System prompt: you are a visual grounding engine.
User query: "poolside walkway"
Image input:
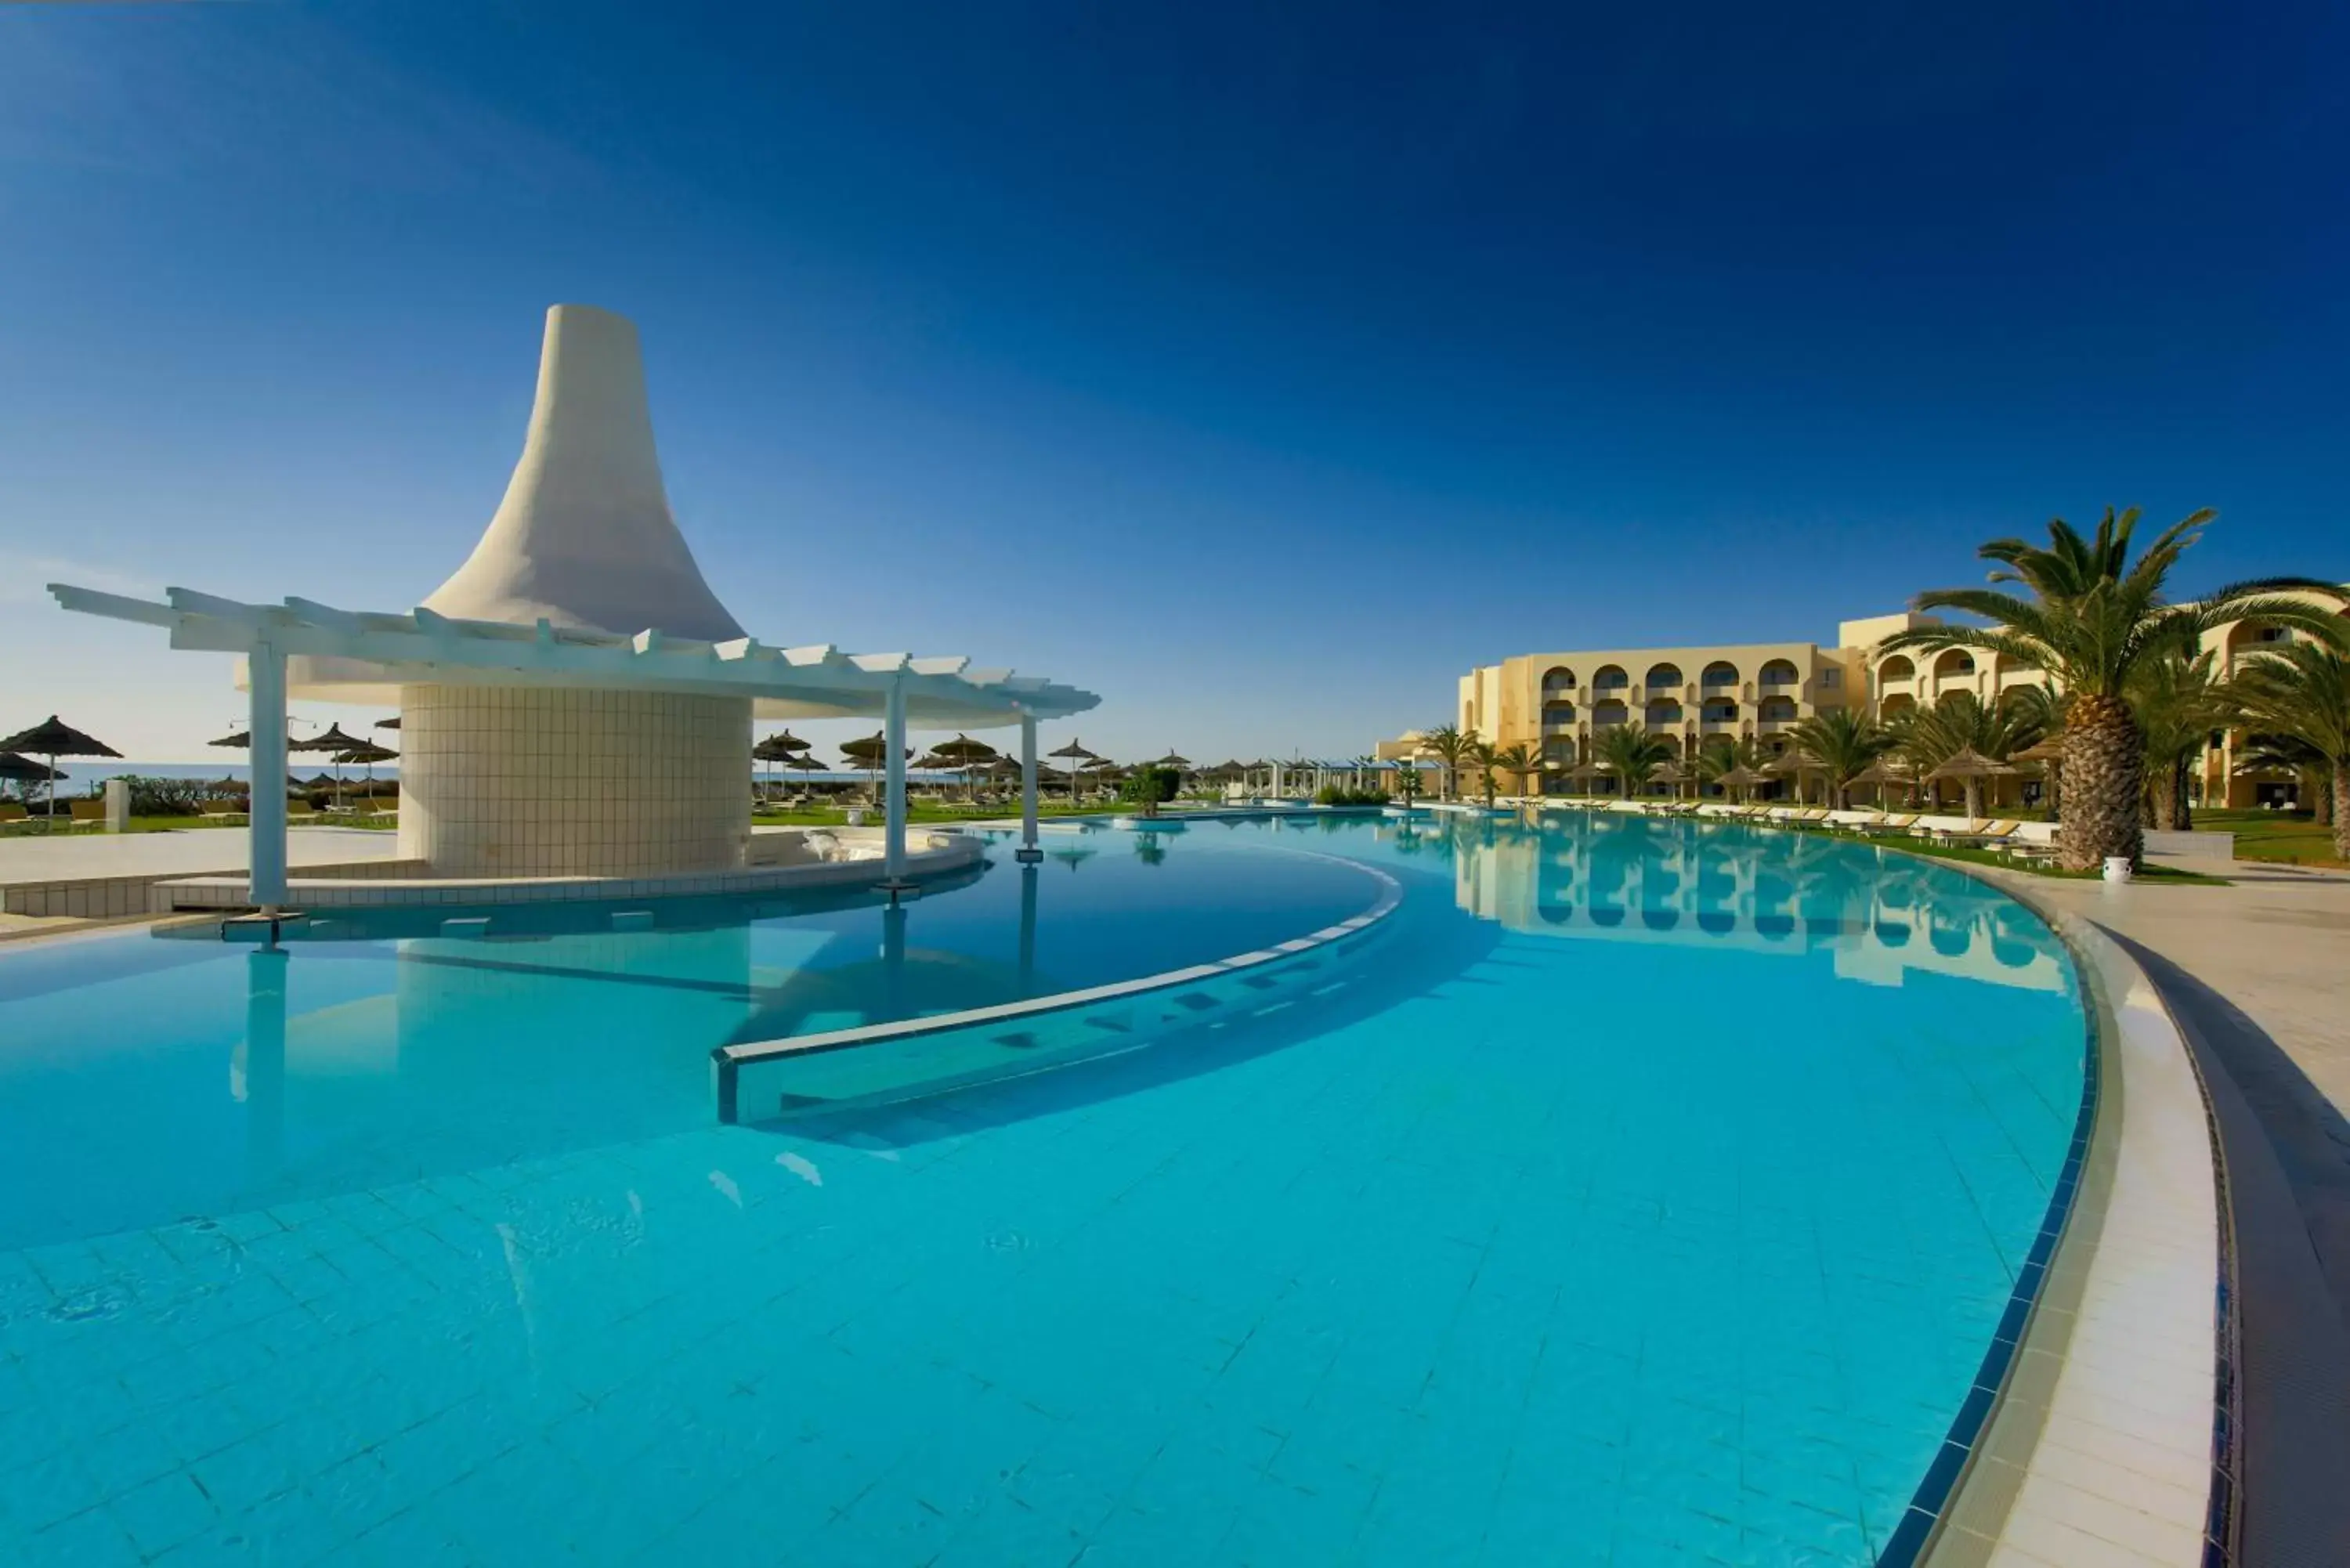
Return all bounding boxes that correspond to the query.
[1991,860,2350,1118]
[0,826,401,939]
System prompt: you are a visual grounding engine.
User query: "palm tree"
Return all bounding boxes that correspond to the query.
[1595,724,1676,797]
[1790,709,1894,809]
[2126,649,2230,831]
[1419,724,1474,802]
[1466,738,1499,807]
[2228,641,2350,859]
[1491,742,1543,801]
[1893,692,2045,815]
[1882,508,2347,869]
[1695,734,1766,798]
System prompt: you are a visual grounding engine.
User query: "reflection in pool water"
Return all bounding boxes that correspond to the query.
[0,812,2085,1567]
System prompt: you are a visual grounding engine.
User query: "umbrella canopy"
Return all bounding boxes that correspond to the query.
[288,723,367,754]
[0,716,121,823]
[0,716,121,760]
[1716,764,1771,789]
[1153,752,1192,770]
[374,716,402,730]
[2012,735,2066,764]
[1762,751,1806,775]
[779,754,827,773]
[1848,757,1915,786]
[925,734,1000,766]
[1926,746,2020,781]
[1048,738,1101,762]
[333,742,399,765]
[751,730,811,761]
[208,728,251,749]
[0,752,64,784]
[1650,760,1687,783]
[839,732,915,763]
[303,772,338,789]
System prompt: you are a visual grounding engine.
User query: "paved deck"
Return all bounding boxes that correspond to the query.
[0,826,400,883]
[1994,861,2350,1118]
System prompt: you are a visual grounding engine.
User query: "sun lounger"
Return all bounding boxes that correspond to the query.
[68,798,107,829]
[1873,814,1918,834]
[0,801,26,825]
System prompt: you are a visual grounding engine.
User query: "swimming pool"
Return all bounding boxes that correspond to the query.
[0,811,2087,1566]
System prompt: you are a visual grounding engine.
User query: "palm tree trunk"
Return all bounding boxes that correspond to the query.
[1963,779,1982,821]
[2175,763,2193,832]
[2333,764,2350,862]
[2149,763,2180,831]
[2059,695,2145,871]
[2309,767,2332,827]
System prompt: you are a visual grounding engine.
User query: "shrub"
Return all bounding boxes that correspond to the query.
[1118,765,1181,815]
[1313,785,1390,806]
[118,775,207,817]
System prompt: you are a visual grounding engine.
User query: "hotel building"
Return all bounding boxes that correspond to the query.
[1452,599,2343,807]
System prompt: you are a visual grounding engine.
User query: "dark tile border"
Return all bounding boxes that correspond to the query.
[1873,898,2102,1567]
[2106,935,2350,1568]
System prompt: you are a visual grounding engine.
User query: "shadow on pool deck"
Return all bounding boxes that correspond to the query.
[2110,934,2350,1567]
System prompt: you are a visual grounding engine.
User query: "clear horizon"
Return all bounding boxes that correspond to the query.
[5,3,2345,762]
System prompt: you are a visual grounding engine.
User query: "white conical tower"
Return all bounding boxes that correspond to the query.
[423,304,745,642]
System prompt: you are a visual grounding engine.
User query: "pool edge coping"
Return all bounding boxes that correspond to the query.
[1893,864,2224,1568]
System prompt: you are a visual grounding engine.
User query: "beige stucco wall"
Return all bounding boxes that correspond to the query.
[396,684,751,876]
[1457,638,1861,757]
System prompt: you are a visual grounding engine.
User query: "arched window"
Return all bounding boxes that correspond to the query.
[1542,701,1576,726]
[1759,658,1799,686]
[1646,700,1683,727]
[1700,660,1739,688]
[1541,665,1577,695]
[1645,662,1683,689]
[1876,654,1916,684]
[1591,663,1629,692]
[1933,649,1976,677]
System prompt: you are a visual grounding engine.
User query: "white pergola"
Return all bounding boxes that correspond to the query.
[50,583,1097,908]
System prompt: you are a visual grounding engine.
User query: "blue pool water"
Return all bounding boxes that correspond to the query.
[0,812,2086,1566]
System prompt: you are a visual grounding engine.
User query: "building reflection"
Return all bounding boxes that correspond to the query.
[1437,815,2066,992]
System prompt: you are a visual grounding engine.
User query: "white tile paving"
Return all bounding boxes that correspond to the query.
[1983,917,2216,1568]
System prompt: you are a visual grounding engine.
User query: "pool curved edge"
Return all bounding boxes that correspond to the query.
[1904,877,2222,1568]
[714,850,1405,1125]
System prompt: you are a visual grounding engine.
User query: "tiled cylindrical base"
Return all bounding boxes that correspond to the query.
[396,685,750,876]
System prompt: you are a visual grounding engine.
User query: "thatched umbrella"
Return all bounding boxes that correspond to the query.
[1927,746,2021,821]
[373,716,401,731]
[1650,758,1687,798]
[1050,738,1101,804]
[1848,756,1916,807]
[1762,749,1807,804]
[333,740,398,797]
[922,733,1001,801]
[288,723,370,809]
[1716,763,1770,804]
[208,728,251,749]
[2011,734,2066,813]
[0,715,121,826]
[751,730,811,799]
[0,751,63,803]
[840,732,915,798]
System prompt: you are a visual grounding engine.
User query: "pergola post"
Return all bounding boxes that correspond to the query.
[882,674,909,886]
[248,637,290,915]
[1016,713,1042,862]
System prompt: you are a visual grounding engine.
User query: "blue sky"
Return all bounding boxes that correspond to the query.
[2,2,2345,762]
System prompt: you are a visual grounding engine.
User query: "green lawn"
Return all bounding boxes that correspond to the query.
[1848,831,2229,885]
[2191,807,2343,869]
